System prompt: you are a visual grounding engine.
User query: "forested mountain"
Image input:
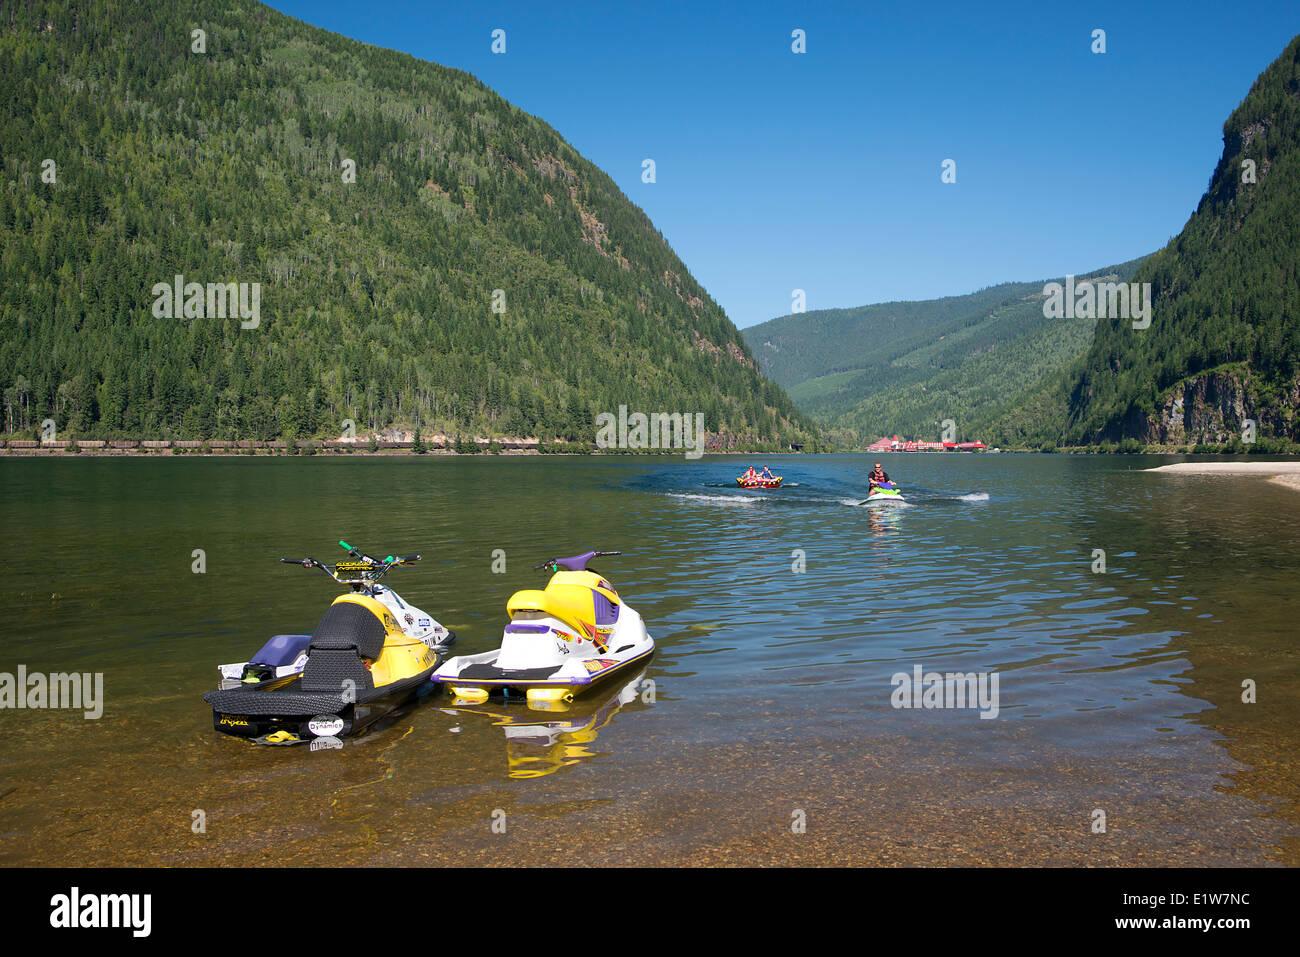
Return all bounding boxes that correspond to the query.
[742,259,1147,444]
[1056,34,1300,446]
[0,0,818,448]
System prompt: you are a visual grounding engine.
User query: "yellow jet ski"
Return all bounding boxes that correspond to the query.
[204,542,453,744]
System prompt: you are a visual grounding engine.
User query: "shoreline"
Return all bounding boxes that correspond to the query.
[0,448,804,458]
[5,444,1299,459]
[0,437,812,457]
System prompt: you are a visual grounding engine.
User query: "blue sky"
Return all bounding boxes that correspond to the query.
[266,0,1300,328]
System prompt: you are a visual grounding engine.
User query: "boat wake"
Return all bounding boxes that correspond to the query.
[667,492,768,506]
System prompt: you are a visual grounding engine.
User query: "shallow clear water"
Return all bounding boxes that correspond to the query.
[0,453,1296,865]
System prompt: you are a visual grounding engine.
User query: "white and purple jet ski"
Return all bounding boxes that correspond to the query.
[432,549,654,707]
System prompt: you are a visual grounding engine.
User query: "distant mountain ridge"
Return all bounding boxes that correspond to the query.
[742,258,1148,444]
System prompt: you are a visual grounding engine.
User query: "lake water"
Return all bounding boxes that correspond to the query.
[0,453,1296,865]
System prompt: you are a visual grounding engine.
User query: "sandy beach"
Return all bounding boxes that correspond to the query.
[1146,460,1300,492]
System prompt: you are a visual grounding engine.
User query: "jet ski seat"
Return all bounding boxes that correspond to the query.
[308,601,388,657]
[299,649,374,695]
[298,600,387,695]
[202,596,432,720]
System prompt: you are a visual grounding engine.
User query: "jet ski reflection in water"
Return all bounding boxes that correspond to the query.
[444,669,650,779]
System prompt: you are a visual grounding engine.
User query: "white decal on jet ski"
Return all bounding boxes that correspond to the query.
[308,715,345,737]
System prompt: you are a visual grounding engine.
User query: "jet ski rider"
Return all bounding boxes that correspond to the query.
[868,462,890,489]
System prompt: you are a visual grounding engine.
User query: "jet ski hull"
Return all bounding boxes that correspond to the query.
[204,668,436,743]
[862,481,904,504]
[863,492,905,504]
[442,646,654,706]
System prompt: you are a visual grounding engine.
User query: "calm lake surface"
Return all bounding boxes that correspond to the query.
[0,453,1296,866]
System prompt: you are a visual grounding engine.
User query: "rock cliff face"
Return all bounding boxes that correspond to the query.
[1134,366,1300,444]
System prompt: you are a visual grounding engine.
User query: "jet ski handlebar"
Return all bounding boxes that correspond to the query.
[532,550,622,572]
[278,545,421,586]
[338,540,421,566]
